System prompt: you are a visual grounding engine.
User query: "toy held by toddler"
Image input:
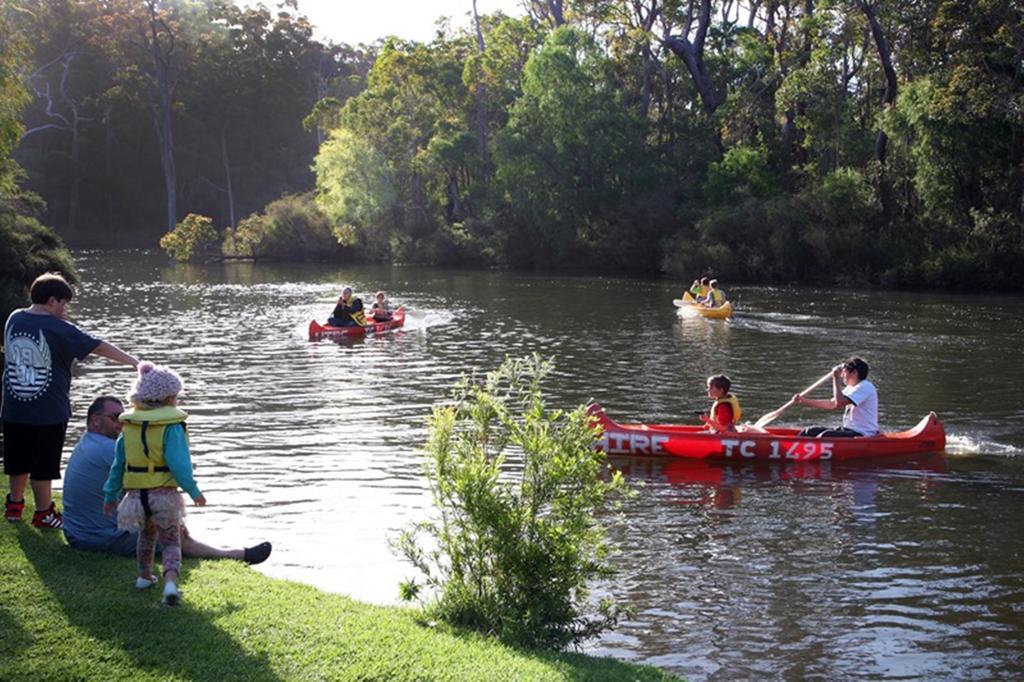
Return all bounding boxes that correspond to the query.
[103,362,206,607]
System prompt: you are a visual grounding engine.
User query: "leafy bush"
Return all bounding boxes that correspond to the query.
[394,355,631,650]
[702,144,776,207]
[222,193,348,261]
[662,168,883,285]
[0,208,77,322]
[159,213,219,262]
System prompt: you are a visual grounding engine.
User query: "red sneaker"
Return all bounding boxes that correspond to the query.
[31,502,63,529]
[4,495,24,522]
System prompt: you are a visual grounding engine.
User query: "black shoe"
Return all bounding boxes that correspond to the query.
[243,541,272,565]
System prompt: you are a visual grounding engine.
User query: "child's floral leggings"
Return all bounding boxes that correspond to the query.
[138,517,182,576]
[117,487,186,576]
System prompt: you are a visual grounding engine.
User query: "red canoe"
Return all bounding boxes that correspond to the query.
[589,403,945,462]
[308,307,406,340]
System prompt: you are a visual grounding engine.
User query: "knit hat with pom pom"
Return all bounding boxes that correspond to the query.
[128,361,183,405]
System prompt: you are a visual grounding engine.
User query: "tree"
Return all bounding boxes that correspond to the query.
[664,0,724,114]
[395,355,631,650]
[495,26,655,267]
[0,0,77,321]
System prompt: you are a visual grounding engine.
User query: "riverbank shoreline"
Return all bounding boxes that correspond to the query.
[0,493,676,681]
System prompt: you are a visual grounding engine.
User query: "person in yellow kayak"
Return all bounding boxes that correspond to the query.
[699,374,741,433]
[328,287,366,327]
[686,279,702,299]
[695,277,710,300]
[701,279,727,308]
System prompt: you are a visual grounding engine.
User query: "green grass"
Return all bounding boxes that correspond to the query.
[0,494,677,681]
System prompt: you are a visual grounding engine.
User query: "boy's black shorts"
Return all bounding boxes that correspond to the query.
[1,420,68,480]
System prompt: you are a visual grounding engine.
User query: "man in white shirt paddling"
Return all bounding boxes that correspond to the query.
[792,356,879,437]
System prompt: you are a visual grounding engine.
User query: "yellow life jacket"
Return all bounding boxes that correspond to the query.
[710,288,726,305]
[712,395,742,424]
[698,285,710,298]
[351,308,367,326]
[120,406,188,490]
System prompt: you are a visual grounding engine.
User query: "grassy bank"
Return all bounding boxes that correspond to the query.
[0,494,676,681]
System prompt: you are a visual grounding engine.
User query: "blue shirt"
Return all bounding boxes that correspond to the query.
[2,309,101,424]
[62,432,137,556]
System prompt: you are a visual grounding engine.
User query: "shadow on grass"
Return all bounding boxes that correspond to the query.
[16,528,281,681]
[0,575,32,654]
[407,612,677,681]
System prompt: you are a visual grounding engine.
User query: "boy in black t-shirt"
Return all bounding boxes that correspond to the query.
[2,273,138,528]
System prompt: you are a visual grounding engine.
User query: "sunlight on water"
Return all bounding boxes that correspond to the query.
[50,251,1024,679]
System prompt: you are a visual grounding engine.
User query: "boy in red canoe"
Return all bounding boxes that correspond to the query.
[700,374,742,433]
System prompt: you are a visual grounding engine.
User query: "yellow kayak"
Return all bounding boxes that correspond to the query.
[677,292,733,319]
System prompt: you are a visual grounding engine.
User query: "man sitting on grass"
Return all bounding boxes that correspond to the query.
[63,396,272,564]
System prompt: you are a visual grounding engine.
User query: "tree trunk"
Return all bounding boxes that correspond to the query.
[68,117,80,234]
[153,89,177,232]
[640,44,653,118]
[447,173,463,223]
[220,126,235,228]
[547,0,565,26]
[663,0,722,115]
[105,107,114,234]
[471,0,488,165]
[858,0,896,164]
[145,0,178,232]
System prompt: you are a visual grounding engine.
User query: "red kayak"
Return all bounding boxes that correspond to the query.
[308,307,406,340]
[589,403,945,462]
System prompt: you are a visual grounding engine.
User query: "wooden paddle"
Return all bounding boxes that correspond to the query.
[674,293,701,307]
[753,370,835,428]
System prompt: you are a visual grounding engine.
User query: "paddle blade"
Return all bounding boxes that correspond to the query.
[753,407,787,429]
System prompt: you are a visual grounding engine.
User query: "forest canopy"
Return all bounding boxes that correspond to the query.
[5,0,1024,288]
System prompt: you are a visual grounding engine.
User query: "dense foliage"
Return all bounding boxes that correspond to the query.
[395,355,631,650]
[312,0,1024,286]
[222,192,350,260]
[0,0,76,323]
[6,0,1024,287]
[159,212,217,261]
[11,0,373,245]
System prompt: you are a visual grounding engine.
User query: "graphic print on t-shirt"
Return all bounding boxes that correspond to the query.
[3,328,53,401]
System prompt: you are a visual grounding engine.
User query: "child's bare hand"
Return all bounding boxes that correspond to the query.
[103,502,117,516]
[193,494,207,507]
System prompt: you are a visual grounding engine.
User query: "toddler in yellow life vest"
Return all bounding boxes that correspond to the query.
[700,374,742,433]
[103,362,206,607]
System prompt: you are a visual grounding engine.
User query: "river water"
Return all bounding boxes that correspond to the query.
[53,250,1024,679]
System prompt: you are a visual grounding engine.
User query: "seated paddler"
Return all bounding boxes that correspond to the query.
[328,287,366,327]
[369,291,393,322]
[702,279,727,308]
[699,374,741,433]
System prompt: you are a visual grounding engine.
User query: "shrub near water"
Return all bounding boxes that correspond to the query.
[0,209,77,321]
[159,213,219,262]
[395,355,631,650]
[222,192,349,261]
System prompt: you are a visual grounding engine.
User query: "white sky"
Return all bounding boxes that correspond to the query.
[239,0,527,46]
